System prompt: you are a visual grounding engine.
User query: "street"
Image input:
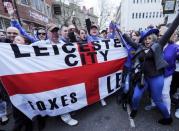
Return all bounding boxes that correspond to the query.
[1,93,179,131]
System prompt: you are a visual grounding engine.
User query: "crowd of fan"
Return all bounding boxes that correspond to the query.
[0,10,179,131]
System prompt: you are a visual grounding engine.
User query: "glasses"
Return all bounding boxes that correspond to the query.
[38,33,46,35]
[7,32,18,35]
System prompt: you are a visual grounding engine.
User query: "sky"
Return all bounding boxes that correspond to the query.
[80,0,121,16]
[58,0,121,27]
[58,0,121,17]
[80,0,121,28]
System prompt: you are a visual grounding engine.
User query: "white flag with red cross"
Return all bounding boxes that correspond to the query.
[0,39,127,119]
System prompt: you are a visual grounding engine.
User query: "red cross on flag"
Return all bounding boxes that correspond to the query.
[0,39,127,119]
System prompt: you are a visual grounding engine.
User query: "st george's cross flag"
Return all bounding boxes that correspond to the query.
[0,39,127,119]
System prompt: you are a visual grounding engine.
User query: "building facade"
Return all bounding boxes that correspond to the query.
[53,1,98,29]
[116,0,165,31]
[165,0,179,24]
[0,0,55,32]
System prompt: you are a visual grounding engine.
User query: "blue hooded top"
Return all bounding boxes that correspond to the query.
[163,42,179,77]
[11,19,47,43]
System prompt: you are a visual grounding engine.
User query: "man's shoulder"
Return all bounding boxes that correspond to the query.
[31,40,50,45]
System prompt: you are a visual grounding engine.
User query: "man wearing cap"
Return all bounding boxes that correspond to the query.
[32,23,79,126]
[87,24,101,42]
[46,23,60,44]
[32,23,60,45]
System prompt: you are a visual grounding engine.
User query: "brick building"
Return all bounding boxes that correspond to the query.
[53,1,98,29]
[0,0,55,32]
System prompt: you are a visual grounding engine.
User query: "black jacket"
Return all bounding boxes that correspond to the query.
[122,13,179,76]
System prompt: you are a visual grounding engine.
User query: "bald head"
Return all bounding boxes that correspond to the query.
[6,27,20,42]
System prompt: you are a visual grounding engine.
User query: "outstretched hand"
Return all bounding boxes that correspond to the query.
[109,21,122,33]
[3,1,15,17]
[9,9,16,19]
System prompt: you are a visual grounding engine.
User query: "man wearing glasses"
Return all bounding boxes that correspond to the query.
[36,28,47,41]
[32,23,60,45]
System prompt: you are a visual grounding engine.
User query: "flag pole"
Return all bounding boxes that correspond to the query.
[13,0,22,26]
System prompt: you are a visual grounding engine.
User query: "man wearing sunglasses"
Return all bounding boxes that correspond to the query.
[46,23,60,44]
[36,28,47,41]
[32,23,60,45]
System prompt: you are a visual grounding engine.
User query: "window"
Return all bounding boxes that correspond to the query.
[47,5,51,18]
[156,12,159,18]
[153,12,155,18]
[0,18,3,30]
[142,13,145,18]
[139,13,141,18]
[132,13,135,19]
[21,0,29,5]
[136,0,139,3]
[151,0,153,2]
[31,0,46,12]
[149,12,152,18]
[31,0,36,8]
[133,0,135,3]
[35,0,41,11]
[3,19,10,29]
[146,12,148,18]
[136,13,138,18]
[44,4,48,15]
[160,12,162,17]
[0,18,10,30]
[41,0,46,14]
[147,0,149,3]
